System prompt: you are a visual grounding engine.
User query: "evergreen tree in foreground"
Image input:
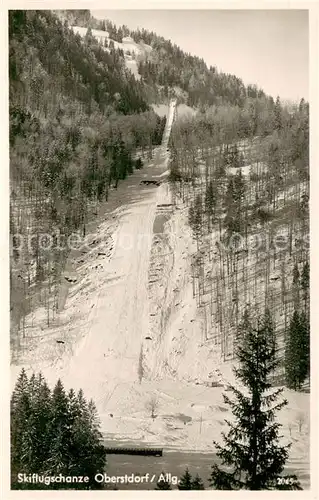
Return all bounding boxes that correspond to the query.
[301,261,310,310]
[191,473,205,490]
[285,309,310,390]
[292,262,300,309]
[11,370,107,489]
[178,468,205,490]
[300,309,310,381]
[178,468,193,489]
[209,309,301,490]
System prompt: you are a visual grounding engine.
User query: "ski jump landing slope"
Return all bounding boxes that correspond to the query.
[30,99,178,408]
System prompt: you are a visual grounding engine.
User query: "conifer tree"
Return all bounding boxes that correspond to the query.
[71,395,106,488]
[209,309,296,490]
[11,371,107,489]
[26,373,52,471]
[285,310,300,390]
[300,309,310,380]
[301,261,309,310]
[274,96,283,131]
[135,157,143,170]
[225,175,235,206]
[292,262,300,309]
[84,26,94,46]
[189,194,203,243]
[11,368,31,484]
[205,180,216,230]
[233,169,245,203]
[46,379,72,476]
[169,156,182,182]
[178,468,193,490]
[285,310,309,390]
[192,473,205,490]
[223,145,231,167]
[224,171,245,239]
[235,308,250,348]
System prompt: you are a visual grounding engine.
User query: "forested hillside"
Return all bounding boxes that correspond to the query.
[167,94,309,387]
[59,9,270,107]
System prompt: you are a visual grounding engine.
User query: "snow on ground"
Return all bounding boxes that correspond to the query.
[152,103,197,121]
[151,103,169,118]
[71,26,151,79]
[175,103,198,120]
[11,98,309,482]
[124,58,140,80]
[158,169,169,178]
[72,26,109,42]
[227,164,252,176]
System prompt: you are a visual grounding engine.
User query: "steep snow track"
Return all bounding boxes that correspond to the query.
[61,100,177,405]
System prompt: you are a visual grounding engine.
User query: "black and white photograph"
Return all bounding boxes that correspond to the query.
[7,6,312,492]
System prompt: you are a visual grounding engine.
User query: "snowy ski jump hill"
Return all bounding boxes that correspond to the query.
[11,94,309,486]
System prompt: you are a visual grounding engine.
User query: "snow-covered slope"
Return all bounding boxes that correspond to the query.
[71,26,152,80]
[71,27,152,54]
[152,103,197,121]
[11,99,309,485]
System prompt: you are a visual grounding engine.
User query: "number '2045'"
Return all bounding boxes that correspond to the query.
[277,477,297,485]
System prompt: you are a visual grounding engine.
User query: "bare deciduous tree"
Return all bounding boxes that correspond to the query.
[288,422,292,437]
[145,396,159,419]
